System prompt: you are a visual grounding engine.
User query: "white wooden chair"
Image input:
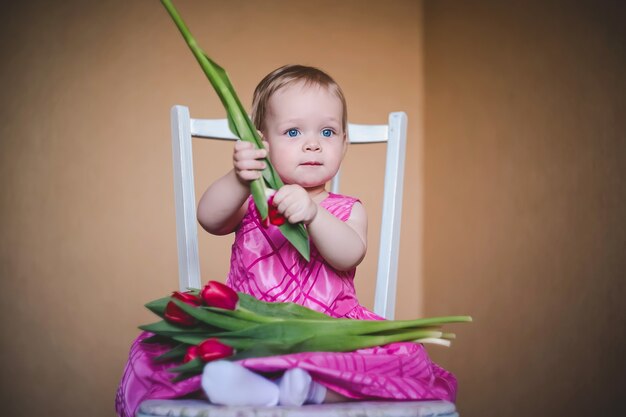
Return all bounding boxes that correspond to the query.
[135,105,458,417]
[170,105,406,319]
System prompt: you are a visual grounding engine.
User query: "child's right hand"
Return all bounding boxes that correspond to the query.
[233,141,267,183]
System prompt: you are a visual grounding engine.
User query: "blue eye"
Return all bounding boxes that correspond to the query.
[287,128,300,138]
[321,129,334,138]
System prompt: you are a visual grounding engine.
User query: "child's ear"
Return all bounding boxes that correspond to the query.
[341,132,348,158]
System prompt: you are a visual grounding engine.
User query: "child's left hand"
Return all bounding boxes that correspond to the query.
[271,185,318,225]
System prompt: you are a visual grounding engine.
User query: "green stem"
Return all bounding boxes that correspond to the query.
[414,337,451,347]
[160,0,268,217]
[173,300,256,331]
[285,315,472,336]
[159,0,320,261]
[204,306,281,324]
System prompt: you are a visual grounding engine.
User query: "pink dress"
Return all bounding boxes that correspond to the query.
[115,194,456,417]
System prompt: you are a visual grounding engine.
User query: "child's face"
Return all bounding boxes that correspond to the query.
[263,82,347,191]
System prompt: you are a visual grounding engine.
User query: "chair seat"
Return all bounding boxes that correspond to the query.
[137,399,457,417]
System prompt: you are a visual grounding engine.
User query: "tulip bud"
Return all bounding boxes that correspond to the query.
[254,193,286,227]
[183,345,199,363]
[197,338,234,362]
[200,281,239,310]
[164,291,202,326]
[267,195,286,226]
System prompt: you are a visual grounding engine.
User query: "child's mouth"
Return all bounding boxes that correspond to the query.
[301,162,322,166]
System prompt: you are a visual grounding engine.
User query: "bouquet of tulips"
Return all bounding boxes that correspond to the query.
[140,281,471,380]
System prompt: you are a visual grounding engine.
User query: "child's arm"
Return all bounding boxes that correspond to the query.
[197,141,267,235]
[272,185,367,271]
[308,201,367,271]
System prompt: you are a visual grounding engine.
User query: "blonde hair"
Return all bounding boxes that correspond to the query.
[251,65,348,133]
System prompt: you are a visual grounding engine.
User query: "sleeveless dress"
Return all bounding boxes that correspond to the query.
[115,193,456,417]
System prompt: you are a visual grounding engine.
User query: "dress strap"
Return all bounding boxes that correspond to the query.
[321,193,361,222]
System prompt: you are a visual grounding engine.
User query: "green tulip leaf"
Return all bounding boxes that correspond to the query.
[171,334,257,350]
[236,293,330,320]
[169,357,204,375]
[144,296,170,317]
[160,0,310,260]
[154,343,189,363]
[172,299,257,331]
[293,330,443,353]
[211,320,342,343]
[278,222,311,262]
[140,334,174,344]
[171,372,198,382]
[171,334,210,345]
[310,315,471,336]
[139,320,214,336]
[228,338,313,360]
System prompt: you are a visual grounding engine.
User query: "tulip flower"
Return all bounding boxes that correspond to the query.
[197,338,234,362]
[164,291,202,327]
[200,281,238,310]
[267,195,286,226]
[160,0,310,261]
[255,194,287,228]
[183,345,199,363]
[181,339,233,364]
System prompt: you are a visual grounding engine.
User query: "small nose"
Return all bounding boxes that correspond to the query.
[303,137,321,152]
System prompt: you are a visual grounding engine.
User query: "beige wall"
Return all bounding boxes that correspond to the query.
[2,1,623,416]
[0,1,423,416]
[423,1,625,416]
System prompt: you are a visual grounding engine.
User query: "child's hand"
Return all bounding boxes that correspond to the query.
[233,141,267,183]
[272,185,318,225]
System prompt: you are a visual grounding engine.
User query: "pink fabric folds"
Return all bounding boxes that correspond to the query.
[240,342,456,401]
[227,194,363,317]
[115,332,201,417]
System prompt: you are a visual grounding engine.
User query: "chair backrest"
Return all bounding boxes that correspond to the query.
[171,105,407,319]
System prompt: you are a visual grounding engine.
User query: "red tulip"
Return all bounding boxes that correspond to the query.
[183,345,199,363]
[200,281,238,310]
[267,195,286,226]
[164,291,202,326]
[197,338,234,362]
[254,194,286,227]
